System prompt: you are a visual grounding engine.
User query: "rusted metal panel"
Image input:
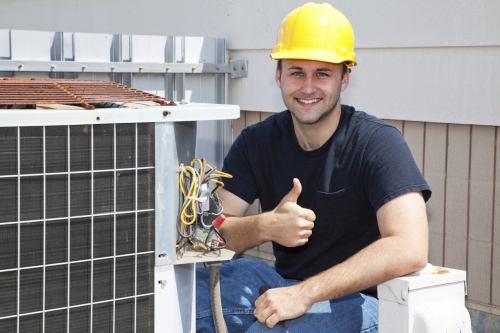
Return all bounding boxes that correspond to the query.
[444,124,471,270]
[403,121,425,172]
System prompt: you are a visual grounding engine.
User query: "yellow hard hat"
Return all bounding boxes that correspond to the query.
[271,2,357,66]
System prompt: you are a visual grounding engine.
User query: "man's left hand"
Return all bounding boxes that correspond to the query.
[254,284,313,328]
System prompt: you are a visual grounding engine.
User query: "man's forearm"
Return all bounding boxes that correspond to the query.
[301,233,427,305]
[216,180,316,253]
[219,213,270,253]
[254,229,428,328]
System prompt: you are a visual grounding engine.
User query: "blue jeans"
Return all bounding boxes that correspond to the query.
[196,258,378,333]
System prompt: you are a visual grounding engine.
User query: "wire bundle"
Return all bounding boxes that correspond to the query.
[176,158,232,252]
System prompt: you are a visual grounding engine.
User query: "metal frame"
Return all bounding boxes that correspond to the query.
[0,103,239,127]
[0,60,234,74]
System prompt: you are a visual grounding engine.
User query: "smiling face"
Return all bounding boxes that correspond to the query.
[276,59,350,127]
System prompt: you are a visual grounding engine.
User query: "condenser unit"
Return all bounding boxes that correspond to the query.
[0,91,239,332]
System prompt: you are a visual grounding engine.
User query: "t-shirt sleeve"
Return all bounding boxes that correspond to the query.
[363,126,432,212]
[221,130,259,204]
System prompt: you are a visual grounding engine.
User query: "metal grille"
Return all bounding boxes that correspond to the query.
[0,123,155,332]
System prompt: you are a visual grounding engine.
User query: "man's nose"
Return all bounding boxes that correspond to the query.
[300,76,317,95]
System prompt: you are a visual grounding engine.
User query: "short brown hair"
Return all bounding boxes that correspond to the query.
[276,59,349,77]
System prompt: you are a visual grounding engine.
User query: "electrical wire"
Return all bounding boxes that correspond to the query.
[176,158,232,251]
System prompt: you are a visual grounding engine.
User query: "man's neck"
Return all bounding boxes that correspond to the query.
[292,107,342,151]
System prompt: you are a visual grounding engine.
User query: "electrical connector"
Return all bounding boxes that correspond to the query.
[200,183,210,212]
[212,214,226,229]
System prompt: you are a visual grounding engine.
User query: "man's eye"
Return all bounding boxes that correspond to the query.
[317,72,328,77]
[291,72,303,76]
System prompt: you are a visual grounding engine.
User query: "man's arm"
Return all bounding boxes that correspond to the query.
[254,191,428,328]
[218,178,316,254]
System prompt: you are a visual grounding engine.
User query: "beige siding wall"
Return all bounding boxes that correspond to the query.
[235,111,500,315]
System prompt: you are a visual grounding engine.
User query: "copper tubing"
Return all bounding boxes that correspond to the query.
[0,78,172,109]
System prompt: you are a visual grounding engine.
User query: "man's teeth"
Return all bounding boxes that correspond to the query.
[298,99,319,104]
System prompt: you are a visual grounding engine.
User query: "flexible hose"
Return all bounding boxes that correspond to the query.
[209,265,228,333]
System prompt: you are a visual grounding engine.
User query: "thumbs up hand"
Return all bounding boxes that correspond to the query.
[263,178,316,247]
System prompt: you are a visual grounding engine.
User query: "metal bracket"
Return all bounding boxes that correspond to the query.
[229,59,248,78]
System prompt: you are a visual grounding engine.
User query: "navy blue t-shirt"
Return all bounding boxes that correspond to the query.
[222,105,431,286]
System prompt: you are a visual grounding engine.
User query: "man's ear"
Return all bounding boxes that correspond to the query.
[275,66,282,88]
[341,68,350,92]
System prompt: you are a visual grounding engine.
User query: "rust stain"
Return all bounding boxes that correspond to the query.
[432,268,450,275]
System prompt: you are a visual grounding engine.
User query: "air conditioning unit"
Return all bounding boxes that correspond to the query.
[0,101,239,332]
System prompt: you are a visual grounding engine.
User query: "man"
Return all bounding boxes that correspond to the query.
[196,3,431,332]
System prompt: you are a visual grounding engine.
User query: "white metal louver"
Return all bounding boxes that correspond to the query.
[0,103,239,333]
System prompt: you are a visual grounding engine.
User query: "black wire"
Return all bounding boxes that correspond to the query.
[213,228,227,249]
[205,227,227,251]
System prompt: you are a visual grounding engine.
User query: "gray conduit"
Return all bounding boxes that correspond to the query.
[210,264,228,333]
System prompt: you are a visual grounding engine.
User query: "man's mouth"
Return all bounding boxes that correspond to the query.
[296,98,320,104]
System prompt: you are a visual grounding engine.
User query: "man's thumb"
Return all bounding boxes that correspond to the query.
[284,178,302,203]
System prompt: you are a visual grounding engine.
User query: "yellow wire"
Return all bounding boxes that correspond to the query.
[179,165,199,225]
[178,159,233,230]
